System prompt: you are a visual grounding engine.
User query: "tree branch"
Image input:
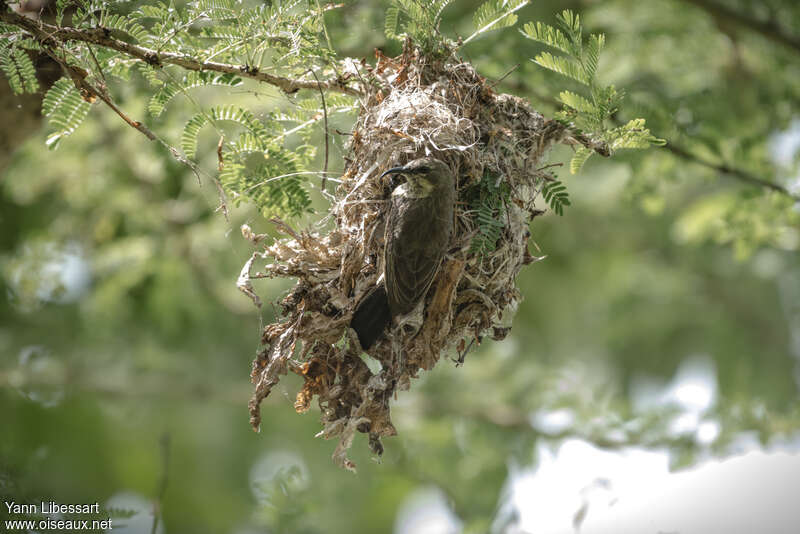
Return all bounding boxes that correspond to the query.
[680,0,800,54]
[663,141,799,201]
[50,49,159,140]
[0,7,361,96]
[512,84,798,201]
[39,45,233,214]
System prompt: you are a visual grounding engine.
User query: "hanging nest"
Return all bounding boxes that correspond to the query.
[241,42,592,471]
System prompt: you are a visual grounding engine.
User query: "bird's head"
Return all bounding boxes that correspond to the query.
[381,157,453,194]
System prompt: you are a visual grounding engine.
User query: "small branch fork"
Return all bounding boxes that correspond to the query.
[0,8,362,97]
[43,46,233,215]
[544,118,612,158]
[47,48,158,140]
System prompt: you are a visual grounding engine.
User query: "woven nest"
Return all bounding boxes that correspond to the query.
[242,42,578,471]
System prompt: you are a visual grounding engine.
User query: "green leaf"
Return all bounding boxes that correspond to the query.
[148,72,243,117]
[192,0,239,17]
[385,0,454,50]
[532,52,590,85]
[555,9,581,45]
[527,9,657,167]
[467,0,528,43]
[541,178,572,214]
[219,138,312,218]
[468,171,510,255]
[42,78,92,150]
[584,33,605,79]
[181,105,268,159]
[181,114,209,159]
[385,5,400,40]
[520,21,572,55]
[0,44,39,95]
[136,63,164,87]
[559,90,595,113]
[569,147,593,174]
[103,14,148,43]
[608,118,665,150]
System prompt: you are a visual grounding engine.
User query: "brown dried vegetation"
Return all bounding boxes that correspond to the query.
[243,42,575,470]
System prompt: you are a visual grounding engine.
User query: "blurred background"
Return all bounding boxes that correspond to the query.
[1,0,799,532]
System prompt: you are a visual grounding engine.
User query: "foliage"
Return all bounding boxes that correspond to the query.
[41,79,93,150]
[540,177,570,216]
[385,0,529,51]
[384,0,453,49]
[0,39,39,95]
[468,171,511,255]
[3,0,351,217]
[0,1,657,219]
[521,9,665,173]
[467,0,529,43]
[2,0,800,532]
[148,72,243,117]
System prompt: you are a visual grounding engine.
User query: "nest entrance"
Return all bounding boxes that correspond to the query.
[244,44,569,471]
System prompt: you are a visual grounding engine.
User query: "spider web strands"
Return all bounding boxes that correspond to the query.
[242,171,340,194]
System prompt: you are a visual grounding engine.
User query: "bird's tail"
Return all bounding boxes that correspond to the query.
[350,284,391,350]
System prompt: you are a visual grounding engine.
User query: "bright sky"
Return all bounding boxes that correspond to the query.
[505,441,800,534]
[396,356,800,534]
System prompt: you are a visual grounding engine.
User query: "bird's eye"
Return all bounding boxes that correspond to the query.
[416,166,430,174]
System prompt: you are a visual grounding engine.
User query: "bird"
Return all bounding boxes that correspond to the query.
[350,157,455,350]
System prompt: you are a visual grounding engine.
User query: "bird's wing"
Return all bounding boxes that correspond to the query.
[385,198,445,316]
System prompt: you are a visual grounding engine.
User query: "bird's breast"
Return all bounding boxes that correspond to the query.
[389,188,453,247]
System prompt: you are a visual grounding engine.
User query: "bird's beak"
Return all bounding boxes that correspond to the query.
[380,166,408,178]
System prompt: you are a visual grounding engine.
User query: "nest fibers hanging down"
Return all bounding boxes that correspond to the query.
[242,43,587,471]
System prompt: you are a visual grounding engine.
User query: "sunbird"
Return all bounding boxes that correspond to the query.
[351,157,455,349]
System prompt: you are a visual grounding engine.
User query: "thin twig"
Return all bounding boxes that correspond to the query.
[453,337,475,365]
[85,44,107,86]
[488,63,520,89]
[0,8,361,96]
[217,136,225,172]
[215,136,230,220]
[680,0,800,54]
[536,162,564,172]
[310,69,330,192]
[664,142,799,201]
[564,130,611,157]
[151,433,170,534]
[155,13,206,54]
[461,0,530,45]
[314,0,340,78]
[243,171,335,193]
